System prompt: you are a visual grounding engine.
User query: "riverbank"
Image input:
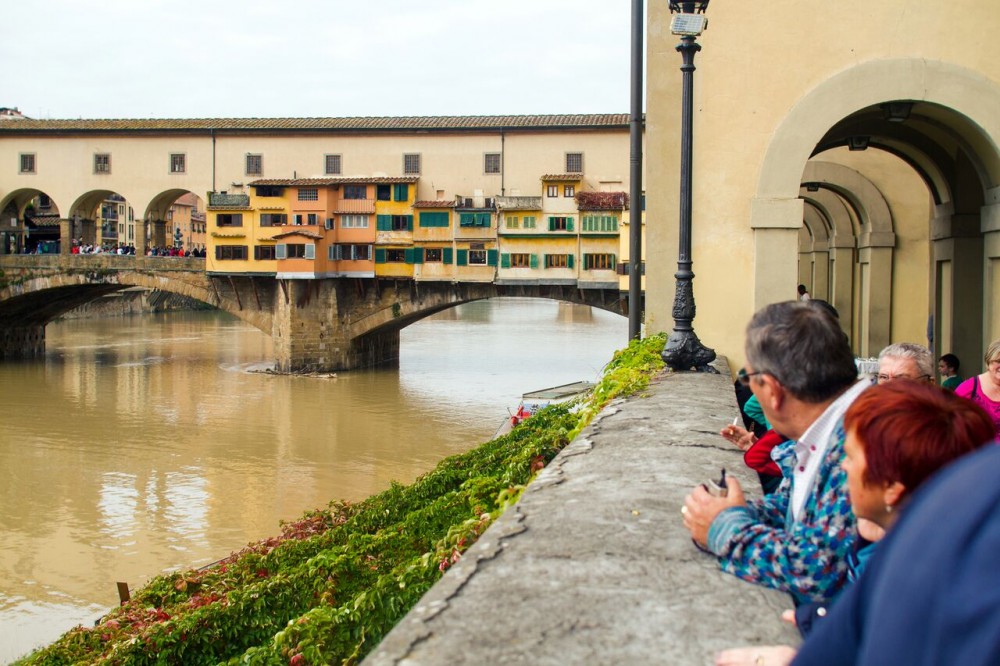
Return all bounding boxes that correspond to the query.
[15,334,666,664]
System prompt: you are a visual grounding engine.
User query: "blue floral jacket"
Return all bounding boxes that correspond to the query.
[706,424,857,604]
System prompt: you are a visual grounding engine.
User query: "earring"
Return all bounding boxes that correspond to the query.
[885,504,893,514]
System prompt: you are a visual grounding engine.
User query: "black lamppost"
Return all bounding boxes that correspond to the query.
[661,0,717,373]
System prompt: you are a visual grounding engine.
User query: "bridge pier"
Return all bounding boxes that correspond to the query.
[272,279,402,373]
[0,324,45,360]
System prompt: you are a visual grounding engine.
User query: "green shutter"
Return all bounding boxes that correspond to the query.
[305,244,315,260]
[377,215,391,231]
[487,249,498,266]
[394,184,408,202]
[456,249,468,266]
[477,213,490,227]
[567,218,574,232]
[610,255,617,269]
[543,254,549,269]
[420,211,448,227]
[406,215,413,231]
[404,247,415,263]
[567,254,574,268]
[375,248,387,263]
[443,247,453,264]
[276,244,287,259]
[548,217,556,231]
[530,254,538,269]
[500,253,511,268]
[413,247,424,264]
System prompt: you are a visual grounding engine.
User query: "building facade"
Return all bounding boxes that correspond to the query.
[646,1,1000,370]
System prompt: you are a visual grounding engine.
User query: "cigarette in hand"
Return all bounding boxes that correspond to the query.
[732,416,739,427]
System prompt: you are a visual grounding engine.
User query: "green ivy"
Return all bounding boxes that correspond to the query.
[18,334,666,666]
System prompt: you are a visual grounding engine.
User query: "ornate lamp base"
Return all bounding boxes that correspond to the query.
[662,329,718,373]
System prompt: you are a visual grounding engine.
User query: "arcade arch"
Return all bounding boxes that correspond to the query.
[754,58,1000,366]
[0,187,62,254]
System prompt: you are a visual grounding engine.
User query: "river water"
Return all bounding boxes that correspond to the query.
[0,298,627,662]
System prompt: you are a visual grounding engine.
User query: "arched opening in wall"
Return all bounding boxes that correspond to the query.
[69,189,137,252]
[0,188,62,254]
[145,189,208,255]
[785,98,1000,367]
[754,61,1000,372]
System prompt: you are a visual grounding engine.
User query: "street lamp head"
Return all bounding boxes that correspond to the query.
[669,1,709,13]
[670,1,709,36]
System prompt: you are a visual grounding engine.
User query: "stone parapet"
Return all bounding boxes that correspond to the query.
[365,359,802,665]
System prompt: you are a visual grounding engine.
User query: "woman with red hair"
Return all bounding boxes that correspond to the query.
[716,380,995,666]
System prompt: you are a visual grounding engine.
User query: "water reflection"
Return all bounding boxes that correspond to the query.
[0,298,627,662]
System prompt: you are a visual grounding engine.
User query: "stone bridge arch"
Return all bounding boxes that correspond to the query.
[0,256,275,359]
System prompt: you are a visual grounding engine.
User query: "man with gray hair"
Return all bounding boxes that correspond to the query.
[877,342,934,384]
[682,301,868,603]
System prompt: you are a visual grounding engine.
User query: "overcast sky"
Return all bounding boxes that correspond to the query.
[4,0,641,120]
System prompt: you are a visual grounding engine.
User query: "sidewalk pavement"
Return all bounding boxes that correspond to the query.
[365,358,801,665]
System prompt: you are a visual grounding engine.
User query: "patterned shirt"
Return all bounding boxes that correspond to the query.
[706,387,867,603]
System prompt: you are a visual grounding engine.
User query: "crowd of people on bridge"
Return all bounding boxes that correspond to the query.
[63,240,207,257]
[677,300,1000,665]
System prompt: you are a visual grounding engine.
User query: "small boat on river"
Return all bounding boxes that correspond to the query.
[494,381,595,438]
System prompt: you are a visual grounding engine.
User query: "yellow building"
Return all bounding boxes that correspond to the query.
[412,201,455,281]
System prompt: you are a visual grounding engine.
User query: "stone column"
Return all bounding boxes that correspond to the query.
[59,219,73,255]
[856,230,894,358]
[134,220,148,255]
[828,239,855,345]
[984,202,1000,346]
[152,220,168,249]
[750,197,804,309]
[81,219,97,246]
[932,209,984,366]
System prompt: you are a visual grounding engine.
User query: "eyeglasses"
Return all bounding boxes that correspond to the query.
[876,374,932,384]
[737,368,766,386]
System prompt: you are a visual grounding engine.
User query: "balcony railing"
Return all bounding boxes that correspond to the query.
[455,196,495,210]
[332,199,376,214]
[208,193,250,208]
[495,196,542,211]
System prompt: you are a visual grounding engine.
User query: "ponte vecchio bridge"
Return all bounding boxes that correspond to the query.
[0,255,634,371]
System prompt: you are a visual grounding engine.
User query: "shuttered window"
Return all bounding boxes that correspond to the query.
[215,245,247,260]
[393,184,409,202]
[419,212,450,227]
[459,213,491,227]
[456,249,468,266]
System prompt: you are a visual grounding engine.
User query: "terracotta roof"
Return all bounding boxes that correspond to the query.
[0,114,631,134]
[272,229,324,240]
[28,214,61,227]
[413,200,457,208]
[250,176,418,186]
[541,173,584,182]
